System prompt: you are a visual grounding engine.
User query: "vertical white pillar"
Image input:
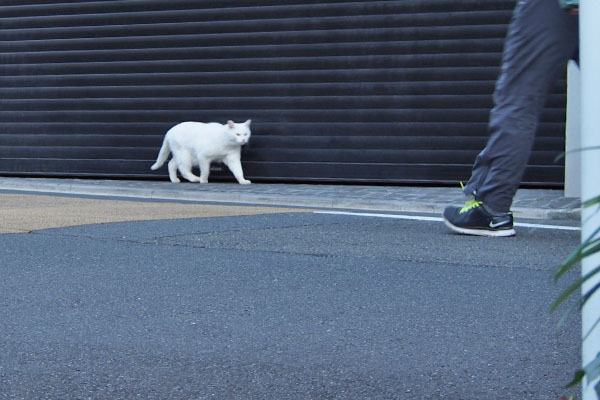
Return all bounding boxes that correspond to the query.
[565,60,581,198]
[580,1,600,399]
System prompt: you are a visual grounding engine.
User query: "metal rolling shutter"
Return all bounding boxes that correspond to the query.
[0,0,567,185]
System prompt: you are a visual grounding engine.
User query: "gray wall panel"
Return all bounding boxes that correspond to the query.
[0,0,566,185]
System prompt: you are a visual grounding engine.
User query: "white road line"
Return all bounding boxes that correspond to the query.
[315,211,443,222]
[314,211,581,231]
[514,222,579,231]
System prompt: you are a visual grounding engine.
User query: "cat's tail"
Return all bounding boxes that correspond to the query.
[150,139,170,170]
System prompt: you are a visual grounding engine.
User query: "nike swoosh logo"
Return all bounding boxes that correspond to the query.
[489,220,510,228]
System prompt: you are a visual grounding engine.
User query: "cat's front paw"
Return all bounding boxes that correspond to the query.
[238,179,252,185]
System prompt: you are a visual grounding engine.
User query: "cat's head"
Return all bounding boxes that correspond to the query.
[227,120,252,145]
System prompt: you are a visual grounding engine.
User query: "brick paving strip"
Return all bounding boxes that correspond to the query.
[0,193,305,234]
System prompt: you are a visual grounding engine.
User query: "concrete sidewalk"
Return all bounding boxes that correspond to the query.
[0,177,581,221]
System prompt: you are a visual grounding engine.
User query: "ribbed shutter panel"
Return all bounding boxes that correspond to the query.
[0,0,566,186]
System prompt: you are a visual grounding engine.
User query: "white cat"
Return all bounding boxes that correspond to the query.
[151,120,252,184]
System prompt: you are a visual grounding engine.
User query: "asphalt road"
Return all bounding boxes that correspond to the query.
[0,194,582,399]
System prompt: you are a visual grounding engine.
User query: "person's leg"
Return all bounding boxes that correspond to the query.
[443,0,578,236]
[463,0,579,214]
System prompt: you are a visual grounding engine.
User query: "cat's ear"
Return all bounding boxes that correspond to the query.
[244,119,252,127]
[227,120,235,129]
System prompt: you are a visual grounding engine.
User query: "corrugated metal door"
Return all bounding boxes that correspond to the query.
[0,0,567,185]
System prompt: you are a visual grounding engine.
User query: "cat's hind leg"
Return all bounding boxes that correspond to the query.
[174,152,201,183]
[168,159,181,183]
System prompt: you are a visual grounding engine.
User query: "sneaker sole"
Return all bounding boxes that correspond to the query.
[444,219,516,237]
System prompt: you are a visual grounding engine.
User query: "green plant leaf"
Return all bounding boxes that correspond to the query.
[555,281,600,328]
[556,298,583,328]
[583,195,600,208]
[554,146,600,163]
[581,281,600,309]
[566,369,585,388]
[551,264,600,312]
[584,316,600,341]
[584,353,600,382]
[555,237,600,282]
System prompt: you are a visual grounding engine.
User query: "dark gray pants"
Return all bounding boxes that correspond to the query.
[463,0,579,213]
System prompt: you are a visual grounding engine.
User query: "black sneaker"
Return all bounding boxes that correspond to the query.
[443,200,515,237]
